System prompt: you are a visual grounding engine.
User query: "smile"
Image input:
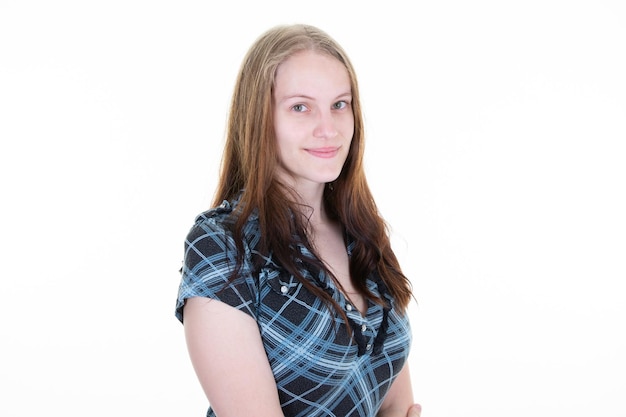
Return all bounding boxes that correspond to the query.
[306,147,339,159]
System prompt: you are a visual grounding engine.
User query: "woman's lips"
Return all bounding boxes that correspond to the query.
[306,147,339,158]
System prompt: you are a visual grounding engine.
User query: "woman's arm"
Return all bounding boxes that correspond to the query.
[183,296,284,417]
[376,364,421,417]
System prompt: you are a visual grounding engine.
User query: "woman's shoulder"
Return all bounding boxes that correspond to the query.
[186,198,260,247]
[182,198,260,275]
[190,200,236,232]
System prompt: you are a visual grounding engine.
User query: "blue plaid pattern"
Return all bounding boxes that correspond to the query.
[175,199,412,417]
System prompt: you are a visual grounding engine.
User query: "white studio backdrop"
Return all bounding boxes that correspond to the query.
[1,1,625,416]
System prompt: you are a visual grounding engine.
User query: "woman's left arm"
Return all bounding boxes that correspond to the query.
[377,364,420,417]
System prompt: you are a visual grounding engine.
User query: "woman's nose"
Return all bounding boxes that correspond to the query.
[313,109,338,139]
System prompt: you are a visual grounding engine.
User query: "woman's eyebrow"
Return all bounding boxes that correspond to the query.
[279,91,352,102]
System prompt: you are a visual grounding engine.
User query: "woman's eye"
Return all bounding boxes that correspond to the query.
[333,101,348,110]
[292,104,308,112]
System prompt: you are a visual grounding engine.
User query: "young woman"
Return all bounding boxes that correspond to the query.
[175,24,421,417]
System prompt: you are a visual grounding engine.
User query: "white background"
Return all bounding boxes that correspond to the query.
[1,1,625,416]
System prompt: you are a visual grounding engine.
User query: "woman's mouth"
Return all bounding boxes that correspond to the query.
[306,147,339,159]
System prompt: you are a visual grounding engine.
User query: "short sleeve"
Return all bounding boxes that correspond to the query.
[174,216,258,323]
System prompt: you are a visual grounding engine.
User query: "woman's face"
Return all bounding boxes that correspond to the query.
[272,50,354,193]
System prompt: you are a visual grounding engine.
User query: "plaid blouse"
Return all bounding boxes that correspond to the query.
[175,199,412,417]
